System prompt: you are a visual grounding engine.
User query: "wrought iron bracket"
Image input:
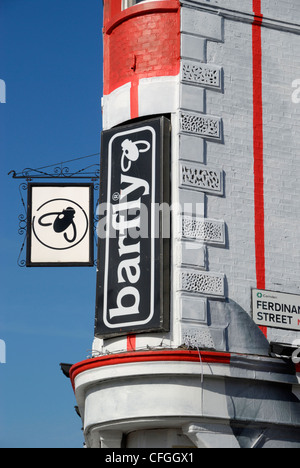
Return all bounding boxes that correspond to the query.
[8,162,100,181]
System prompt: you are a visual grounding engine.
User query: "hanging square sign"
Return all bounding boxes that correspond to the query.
[95,117,171,338]
[26,183,94,267]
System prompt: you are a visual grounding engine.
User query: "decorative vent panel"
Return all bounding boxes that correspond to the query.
[180,111,221,139]
[180,162,223,195]
[182,215,225,244]
[180,269,224,297]
[182,326,215,350]
[181,60,221,89]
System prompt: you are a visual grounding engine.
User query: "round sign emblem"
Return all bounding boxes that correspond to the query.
[32,198,89,250]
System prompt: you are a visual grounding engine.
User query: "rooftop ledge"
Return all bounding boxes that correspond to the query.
[69,348,299,391]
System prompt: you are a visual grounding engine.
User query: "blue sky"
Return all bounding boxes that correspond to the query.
[0,0,103,447]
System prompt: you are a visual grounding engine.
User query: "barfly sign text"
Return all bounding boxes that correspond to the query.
[109,139,150,321]
[95,118,170,338]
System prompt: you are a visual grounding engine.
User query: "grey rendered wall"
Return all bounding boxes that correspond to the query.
[181,0,300,27]
[178,1,300,351]
[206,10,300,346]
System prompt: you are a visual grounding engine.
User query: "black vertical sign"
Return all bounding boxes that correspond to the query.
[95,117,170,338]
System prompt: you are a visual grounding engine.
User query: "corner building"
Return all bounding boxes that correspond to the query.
[69,0,300,448]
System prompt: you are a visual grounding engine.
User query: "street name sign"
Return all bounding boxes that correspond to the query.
[252,288,300,331]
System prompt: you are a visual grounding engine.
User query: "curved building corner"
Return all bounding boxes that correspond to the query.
[69,0,300,448]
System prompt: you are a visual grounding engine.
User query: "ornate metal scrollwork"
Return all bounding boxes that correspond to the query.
[17,183,28,267]
[13,163,100,181]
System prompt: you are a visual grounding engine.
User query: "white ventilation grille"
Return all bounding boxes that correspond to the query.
[180,162,223,194]
[182,326,215,350]
[180,269,225,297]
[181,60,221,89]
[182,215,225,244]
[180,111,221,139]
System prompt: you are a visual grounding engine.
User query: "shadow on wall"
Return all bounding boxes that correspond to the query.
[208,298,270,355]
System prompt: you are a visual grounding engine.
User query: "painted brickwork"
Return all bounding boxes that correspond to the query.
[200,4,300,346]
[102,1,180,127]
[261,24,300,344]
[205,18,256,314]
[181,0,300,27]
[99,0,300,352]
[103,1,180,94]
[176,7,227,352]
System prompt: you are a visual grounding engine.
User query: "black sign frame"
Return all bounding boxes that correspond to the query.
[95,117,171,338]
[26,183,94,267]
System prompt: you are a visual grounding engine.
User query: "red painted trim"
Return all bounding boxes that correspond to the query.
[105,0,122,24]
[127,334,136,352]
[296,363,300,374]
[252,1,267,337]
[70,350,231,389]
[130,78,139,119]
[252,20,265,289]
[253,0,262,17]
[104,1,180,35]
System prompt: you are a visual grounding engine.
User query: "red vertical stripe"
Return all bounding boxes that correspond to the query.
[253,0,262,16]
[130,78,139,119]
[127,335,136,352]
[252,1,267,337]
